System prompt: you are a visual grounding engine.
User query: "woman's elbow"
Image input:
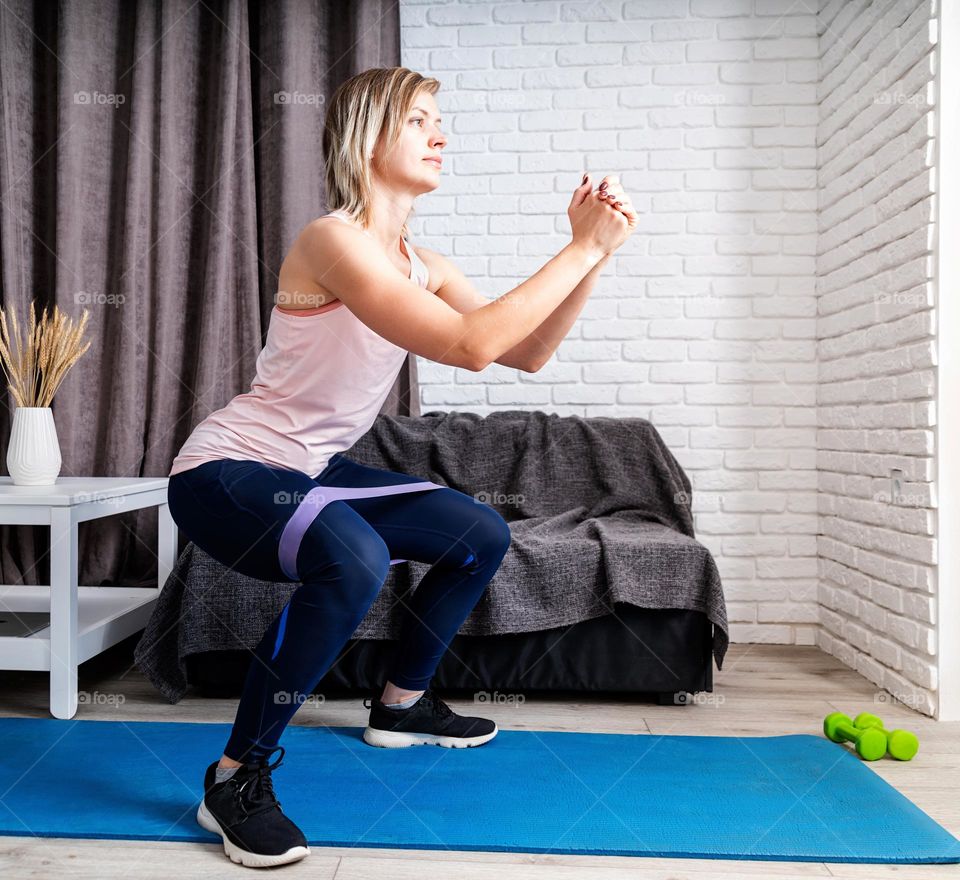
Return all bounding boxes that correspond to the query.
[431,338,487,372]
[466,347,491,372]
[457,335,492,372]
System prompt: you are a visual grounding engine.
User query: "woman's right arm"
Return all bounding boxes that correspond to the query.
[457,241,605,368]
[299,221,608,371]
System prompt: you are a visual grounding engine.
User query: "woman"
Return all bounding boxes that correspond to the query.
[168,66,635,869]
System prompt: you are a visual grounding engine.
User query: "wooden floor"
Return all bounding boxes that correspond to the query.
[1,639,958,878]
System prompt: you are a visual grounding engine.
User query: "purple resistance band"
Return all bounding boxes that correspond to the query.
[277,481,446,581]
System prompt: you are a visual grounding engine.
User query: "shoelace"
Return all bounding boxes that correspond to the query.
[422,688,454,721]
[233,745,285,818]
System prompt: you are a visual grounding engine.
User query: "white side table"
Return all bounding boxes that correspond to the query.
[0,477,175,719]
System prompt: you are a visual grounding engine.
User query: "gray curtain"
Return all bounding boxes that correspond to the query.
[0,0,416,590]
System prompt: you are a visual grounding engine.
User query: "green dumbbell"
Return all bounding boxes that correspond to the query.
[853,712,919,761]
[823,712,887,761]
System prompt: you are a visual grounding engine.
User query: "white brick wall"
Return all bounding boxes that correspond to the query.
[815,0,938,716]
[400,0,939,714]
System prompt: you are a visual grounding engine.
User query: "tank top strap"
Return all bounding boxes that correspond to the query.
[402,233,429,288]
[326,210,427,287]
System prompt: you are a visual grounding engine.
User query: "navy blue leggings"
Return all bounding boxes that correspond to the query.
[167,452,512,763]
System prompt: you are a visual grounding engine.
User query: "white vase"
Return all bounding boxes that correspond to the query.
[6,406,62,486]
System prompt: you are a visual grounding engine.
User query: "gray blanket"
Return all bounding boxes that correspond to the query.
[135,410,728,703]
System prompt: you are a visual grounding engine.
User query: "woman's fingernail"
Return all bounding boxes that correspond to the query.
[582,173,588,185]
[599,181,608,191]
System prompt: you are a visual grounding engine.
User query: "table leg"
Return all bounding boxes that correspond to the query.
[157,499,177,591]
[49,506,78,720]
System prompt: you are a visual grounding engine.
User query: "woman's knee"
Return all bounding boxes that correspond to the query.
[471,505,512,565]
[296,522,391,599]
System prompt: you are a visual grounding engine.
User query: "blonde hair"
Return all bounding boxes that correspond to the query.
[323,67,441,240]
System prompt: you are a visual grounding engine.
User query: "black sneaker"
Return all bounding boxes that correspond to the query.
[362,687,498,748]
[196,745,310,868]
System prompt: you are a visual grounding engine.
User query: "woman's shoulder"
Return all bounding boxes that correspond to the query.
[293,213,368,271]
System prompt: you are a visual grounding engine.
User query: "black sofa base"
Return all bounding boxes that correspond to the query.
[185,604,715,705]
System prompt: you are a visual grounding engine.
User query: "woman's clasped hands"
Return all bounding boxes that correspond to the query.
[568,173,638,259]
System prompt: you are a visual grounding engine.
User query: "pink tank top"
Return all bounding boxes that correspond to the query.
[169,210,429,479]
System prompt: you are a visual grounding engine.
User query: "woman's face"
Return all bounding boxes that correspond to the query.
[374,90,446,194]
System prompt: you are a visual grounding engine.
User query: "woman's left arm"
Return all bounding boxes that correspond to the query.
[417,173,635,372]
[498,253,610,372]
[418,245,610,372]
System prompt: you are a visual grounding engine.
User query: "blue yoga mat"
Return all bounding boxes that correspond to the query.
[0,717,957,864]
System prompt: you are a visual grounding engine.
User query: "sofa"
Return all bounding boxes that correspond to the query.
[135,410,729,705]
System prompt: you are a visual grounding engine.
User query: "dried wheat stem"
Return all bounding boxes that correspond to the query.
[0,303,91,409]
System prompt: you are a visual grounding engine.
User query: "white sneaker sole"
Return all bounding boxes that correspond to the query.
[196,799,310,868]
[362,723,498,749]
